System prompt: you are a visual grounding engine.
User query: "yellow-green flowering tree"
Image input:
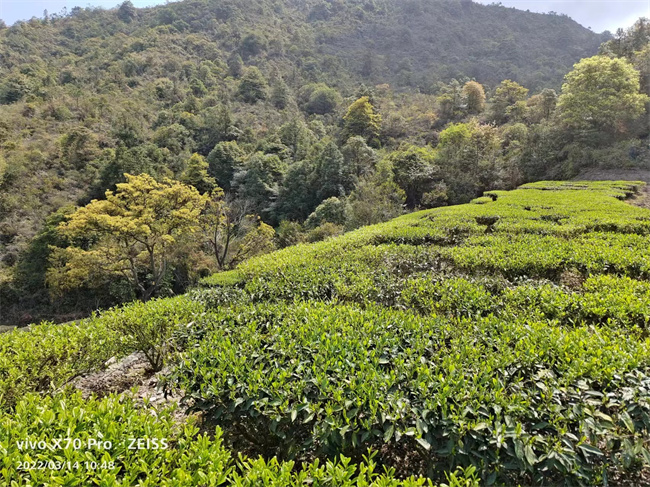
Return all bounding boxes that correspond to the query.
[47,173,208,300]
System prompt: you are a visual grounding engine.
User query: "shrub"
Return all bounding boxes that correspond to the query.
[2,392,466,486]
[172,302,650,484]
[100,296,205,371]
[0,319,127,410]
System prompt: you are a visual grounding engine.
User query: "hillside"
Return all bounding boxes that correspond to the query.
[3,180,650,485]
[0,0,606,90]
[0,0,627,325]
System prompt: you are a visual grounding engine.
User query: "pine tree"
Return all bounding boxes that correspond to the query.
[181,153,217,194]
[343,96,381,145]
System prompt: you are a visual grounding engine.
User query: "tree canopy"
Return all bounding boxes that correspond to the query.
[47,174,208,301]
[557,55,649,140]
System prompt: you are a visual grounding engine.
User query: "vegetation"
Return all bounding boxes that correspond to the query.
[4,181,650,485]
[47,174,208,301]
[0,0,628,325]
[4,393,467,486]
[3,3,650,484]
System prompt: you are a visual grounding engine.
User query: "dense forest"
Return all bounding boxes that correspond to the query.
[0,0,648,325]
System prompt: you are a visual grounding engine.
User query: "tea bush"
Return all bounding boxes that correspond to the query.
[1,393,473,486]
[172,302,650,484]
[0,296,206,410]
[5,180,650,485]
[0,319,127,410]
[98,296,206,371]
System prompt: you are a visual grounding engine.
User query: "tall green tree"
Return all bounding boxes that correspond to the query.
[237,67,268,103]
[489,80,529,124]
[462,81,486,114]
[385,145,439,208]
[313,141,353,201]
[181,153,217,194]
[343,96,381,145]
[557,56,648,141]
[436,120,501,203]
[207,141,244,191]
[342,136,377,177]
[232,152,286,220]
[346,158,405,229]
[305,85,341,115]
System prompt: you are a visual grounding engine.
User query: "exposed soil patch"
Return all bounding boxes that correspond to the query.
[71,352,152,397]
[70,352,187,422]
[573,168,650,209]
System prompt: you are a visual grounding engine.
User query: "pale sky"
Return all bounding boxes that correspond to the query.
[0,0,648,33]
[476,0,650,33]
[0,0,159,24]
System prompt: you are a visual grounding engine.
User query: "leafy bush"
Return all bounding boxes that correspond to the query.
[99,296,206,371]
[0,319,127,410]
[172,302,650,484]
[2,393,472,486]
[1,392,232,486]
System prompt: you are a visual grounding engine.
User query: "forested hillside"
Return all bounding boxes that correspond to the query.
[0,1,647,325]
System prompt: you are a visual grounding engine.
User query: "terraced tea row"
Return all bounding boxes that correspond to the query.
[3,180,650,485]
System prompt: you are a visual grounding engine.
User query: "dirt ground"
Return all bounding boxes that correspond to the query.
[573,168,650,209]
[69,352,188,422]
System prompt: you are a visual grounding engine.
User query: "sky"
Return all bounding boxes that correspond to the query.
[0,0,158,25]
[475,0,650,33]
[0,0,648,33]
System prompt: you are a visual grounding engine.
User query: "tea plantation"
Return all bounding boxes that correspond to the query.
[3,181,650,486]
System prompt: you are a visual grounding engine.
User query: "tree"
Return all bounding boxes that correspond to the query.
[237,67,268,103]
[59,126,99,169]
[201,194,275,270]
[47,174,208,301]
[271,79,292,109]
[117,1,136,22]
[341,136,377,177]
[232,152,287,220]
[462,81,486,114]
[346,158,405,229]
[540,88,558,119]
[313,140,353,201]
[436,120,501,203]
[207,141,244,190]
[600,18,650,59]
[304,197,347,229]
[278,119,317,162]
[240,32,267,59]
[189,78,208,97]
[527,88,558,123]
[343,96,381,144]
[557,56,649,141]
[152,123,191,154]
[489,80,529,124]
[385,145,439,208]
[305,85,341,115]
[181,153,217,194]
[275,220,306,249]
[436,79,464,121]
[275,159,320,222]
[228,54,244,78]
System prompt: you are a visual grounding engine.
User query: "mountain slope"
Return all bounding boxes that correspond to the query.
[0,0,610,322]
[0,0,607,91]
